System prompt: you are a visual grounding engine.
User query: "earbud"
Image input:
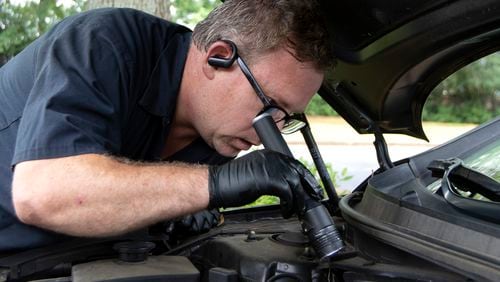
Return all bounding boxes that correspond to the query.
[208,40,238,68]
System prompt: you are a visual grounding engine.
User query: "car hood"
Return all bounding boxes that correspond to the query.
[318,0,500,140]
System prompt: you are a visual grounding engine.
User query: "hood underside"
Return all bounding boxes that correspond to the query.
[318,0,500,139]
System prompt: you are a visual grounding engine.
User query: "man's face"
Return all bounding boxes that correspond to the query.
[195,47,324,157]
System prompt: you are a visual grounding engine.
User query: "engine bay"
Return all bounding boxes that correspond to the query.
[0,203,470,282]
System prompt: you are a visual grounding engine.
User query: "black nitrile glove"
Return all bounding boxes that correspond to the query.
[208,149,324,218]
[164,209,221,237]
[178,208,221,233]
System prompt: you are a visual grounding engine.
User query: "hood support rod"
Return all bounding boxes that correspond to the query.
[298,114,340,214]
[372,124,394,171]
[320,83,394,171]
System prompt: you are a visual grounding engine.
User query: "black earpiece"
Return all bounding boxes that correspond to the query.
[208,40,238,68]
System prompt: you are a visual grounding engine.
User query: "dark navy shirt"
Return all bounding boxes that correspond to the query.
[0,8,229,252]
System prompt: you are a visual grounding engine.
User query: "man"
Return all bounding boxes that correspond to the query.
[0,0,333,251]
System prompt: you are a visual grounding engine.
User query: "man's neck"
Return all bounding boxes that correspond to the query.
[161,121,197,159]
[161,44,200,159]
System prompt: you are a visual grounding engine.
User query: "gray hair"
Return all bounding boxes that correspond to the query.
[192,0,334,70]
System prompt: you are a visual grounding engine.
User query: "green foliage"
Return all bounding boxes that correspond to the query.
[423,53,500,123]
[305,94,338,116]
[171,0,219,28]
[0,0,84,64]
[298,157,352,195]
[244,157,352,207]
[422,101,499,124]
[246,195,280,207]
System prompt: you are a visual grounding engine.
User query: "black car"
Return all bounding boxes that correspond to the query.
[1,0,499,281]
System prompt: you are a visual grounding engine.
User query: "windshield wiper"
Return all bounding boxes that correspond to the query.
[427,158,500,223]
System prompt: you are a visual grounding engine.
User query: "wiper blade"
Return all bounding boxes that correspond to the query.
[428,158,500,201]
[427,158,500,223]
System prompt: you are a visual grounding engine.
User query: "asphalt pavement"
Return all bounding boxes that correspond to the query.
[284,117,477,191]
[283,116,477,147]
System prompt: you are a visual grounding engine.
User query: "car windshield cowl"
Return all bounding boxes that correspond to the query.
[428,158,500,223]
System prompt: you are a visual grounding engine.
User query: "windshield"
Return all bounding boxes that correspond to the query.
[427,138,500,200]
[463,139,500,182]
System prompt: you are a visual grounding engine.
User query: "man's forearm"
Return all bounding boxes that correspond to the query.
[12,154,209,237]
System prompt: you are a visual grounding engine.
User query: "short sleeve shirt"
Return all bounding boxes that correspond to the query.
[0,8,230,252]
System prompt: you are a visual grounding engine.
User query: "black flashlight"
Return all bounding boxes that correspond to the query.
[252,109,344,260]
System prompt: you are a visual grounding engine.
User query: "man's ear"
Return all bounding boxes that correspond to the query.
[202,41,237,79]
[207,40,237,68]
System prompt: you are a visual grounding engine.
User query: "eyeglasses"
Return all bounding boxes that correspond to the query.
[222,41,307,134]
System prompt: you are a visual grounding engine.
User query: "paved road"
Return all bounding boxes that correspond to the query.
[246,116,477,192]
[288,143,431,192]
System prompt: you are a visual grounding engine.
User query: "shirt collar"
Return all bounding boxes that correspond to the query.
[139,32,191,119]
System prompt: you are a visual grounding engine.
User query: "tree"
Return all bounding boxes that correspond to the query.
[171,0,219,28]
[424,52,500,123]
[85,0,219,27]
[0,0,83,65]
[86,0,171,19]
[0,0,219,66]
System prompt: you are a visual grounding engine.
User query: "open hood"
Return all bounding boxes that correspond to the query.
[318,0,500,140]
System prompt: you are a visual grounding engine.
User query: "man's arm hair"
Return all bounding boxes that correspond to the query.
[12,154,209,237]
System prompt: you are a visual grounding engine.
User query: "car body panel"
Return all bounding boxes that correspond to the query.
[319,0,500,139]
[340,119,500,281]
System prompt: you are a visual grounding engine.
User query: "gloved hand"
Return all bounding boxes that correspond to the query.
[164,209,222,236]
[208,149,324,218]
[178,208,222,233]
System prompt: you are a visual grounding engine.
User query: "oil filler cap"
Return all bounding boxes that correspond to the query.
[113,241,155,262]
